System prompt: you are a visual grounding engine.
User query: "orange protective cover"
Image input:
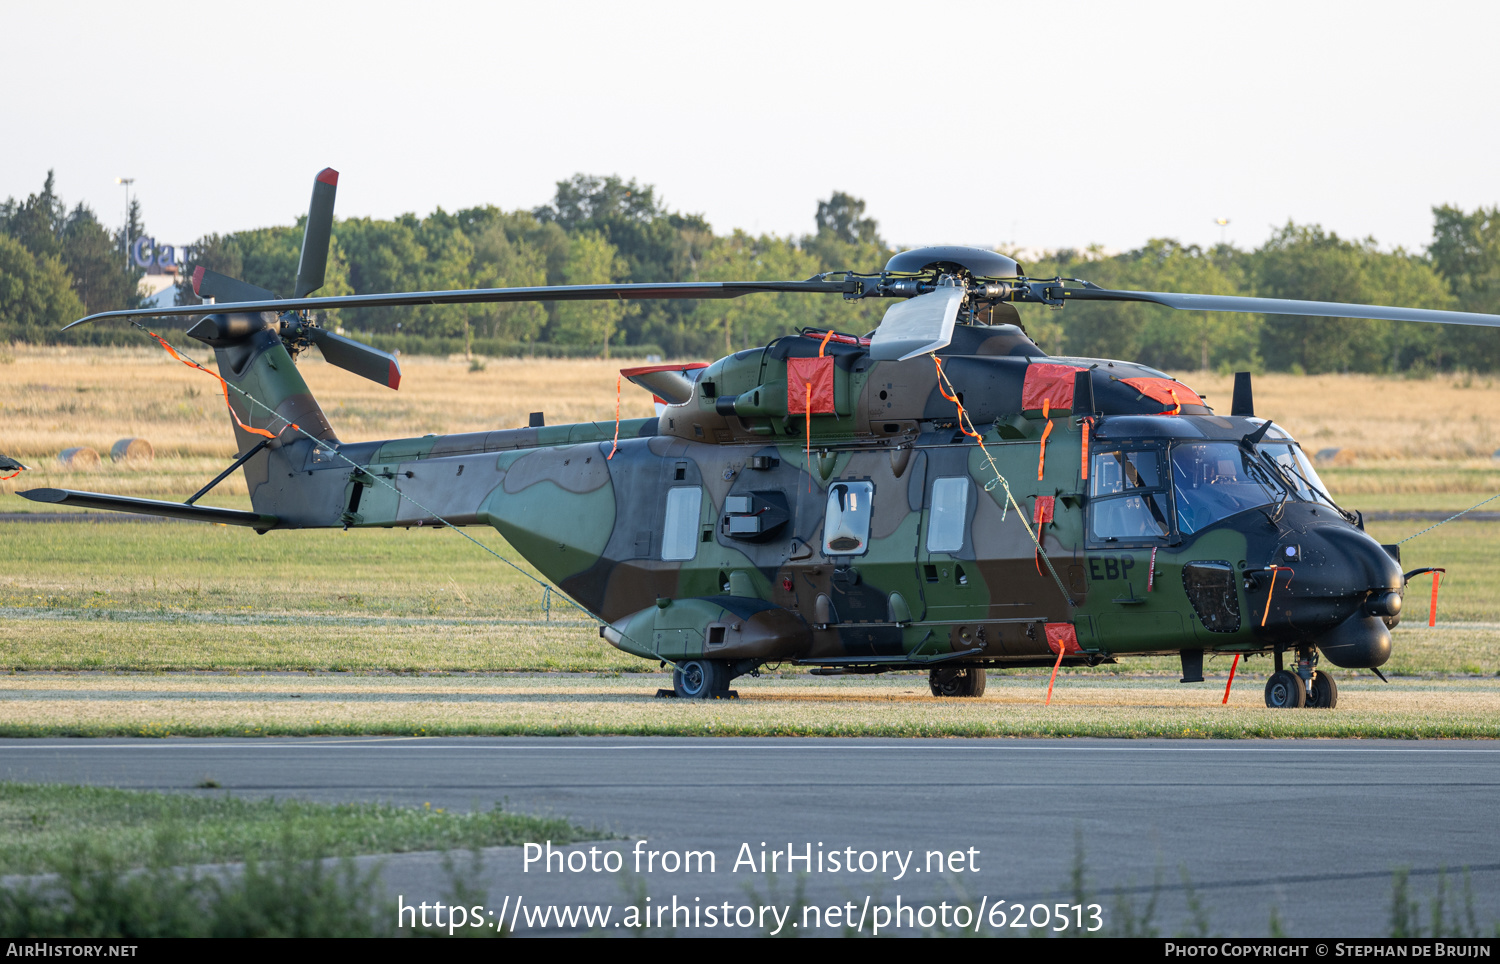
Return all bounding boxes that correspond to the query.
[1120,377,1204,408]
[787,356,835,414]
[1022,364,1087,411]
[1045,622,1082,655]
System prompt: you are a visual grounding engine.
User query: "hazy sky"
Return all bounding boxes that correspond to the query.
[5,0,1497,263]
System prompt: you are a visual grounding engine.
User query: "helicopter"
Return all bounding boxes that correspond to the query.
[27,169,1500,708]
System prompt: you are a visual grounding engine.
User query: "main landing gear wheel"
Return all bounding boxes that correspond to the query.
[929,667,986,698]
[1264,669,1307,708]
[673,659,727,699]
[1306,670,1338,709]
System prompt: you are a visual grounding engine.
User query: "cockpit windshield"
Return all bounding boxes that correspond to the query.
[1170,441,1287,534]
[1090,438,1346,542]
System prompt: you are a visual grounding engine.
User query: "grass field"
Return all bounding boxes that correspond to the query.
[1,673,1497,739]
[1,348,1497,738]
[0,518,1493,674]
[0,782,589,876]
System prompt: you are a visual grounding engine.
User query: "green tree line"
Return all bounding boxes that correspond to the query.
[0,172,145,344]
[3,170,1498,370]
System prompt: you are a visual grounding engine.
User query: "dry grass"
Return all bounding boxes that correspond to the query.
[2,349,1497,491]
[1187,370,1500,462]
[0,346,659,502]
[1,672,1496,739]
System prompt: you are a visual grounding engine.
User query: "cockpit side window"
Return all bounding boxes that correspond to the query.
[1088,448,1172,545]
[1259,442,1339,508]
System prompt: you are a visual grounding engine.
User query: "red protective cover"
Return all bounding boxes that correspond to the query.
[787,356,835,415]
[618,362,710,377]
[1121,377,1204,408]
[1022,364,1087,411]
[1045,622,1082,655]
[1032,495,1055,525]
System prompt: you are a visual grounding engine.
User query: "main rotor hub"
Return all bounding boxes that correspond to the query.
[884,246,1022,280]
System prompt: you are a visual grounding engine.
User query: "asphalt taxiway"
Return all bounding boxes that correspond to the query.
[2,737,1495,936]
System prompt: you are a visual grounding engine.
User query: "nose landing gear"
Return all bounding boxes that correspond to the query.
[1260,647,1344,707]
[1263,644,1337,708]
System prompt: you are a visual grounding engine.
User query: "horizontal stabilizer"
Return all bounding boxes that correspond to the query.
[18,488,278,528]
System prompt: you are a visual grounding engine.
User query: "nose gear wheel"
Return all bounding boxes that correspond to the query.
[1307,670,1338,709]
[1264,669,1307,708]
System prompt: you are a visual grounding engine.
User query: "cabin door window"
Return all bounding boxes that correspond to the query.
[661,486,703,561]
[926,476,970,554]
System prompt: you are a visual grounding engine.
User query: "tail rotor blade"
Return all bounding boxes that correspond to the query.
[306,327,401,390]
[191,265,277,304]
[294,168,339,298]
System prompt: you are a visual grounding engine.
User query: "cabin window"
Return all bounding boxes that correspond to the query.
[822,481,874,556]
[1089,448,1171,544]
[661,486,702,561]
[927,476,969,553]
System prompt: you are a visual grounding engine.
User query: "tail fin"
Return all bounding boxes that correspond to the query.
[185,312,337,522]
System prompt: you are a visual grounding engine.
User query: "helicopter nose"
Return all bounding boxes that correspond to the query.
[1257,523,1404,640]
[1267,524,1404,668]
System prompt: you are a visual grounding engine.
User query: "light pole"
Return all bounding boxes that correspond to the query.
[1214,217,1230,248]
[115,177,134,269]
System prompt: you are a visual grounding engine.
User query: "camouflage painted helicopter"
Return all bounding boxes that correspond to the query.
[30,169,1500,707]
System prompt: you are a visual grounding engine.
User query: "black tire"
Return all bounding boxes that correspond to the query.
[673,659,725,699]
[1307,670,1338,709]
[929,667,986,698]
[1264,669,1307,709]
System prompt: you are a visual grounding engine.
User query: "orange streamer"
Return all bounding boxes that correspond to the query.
[0,469,21,481]
[797,331,835,493]
[607,374,621,460]
[1046,643,1065,705]
[932,357,989,445]
[1222,653,1240,705]
[804,382,813,492]
[1429,569,1446,627]
[1080,417,1091,481]
[1260,566,1293,627]
[1037,398,1053,480]
[145,329,288,441]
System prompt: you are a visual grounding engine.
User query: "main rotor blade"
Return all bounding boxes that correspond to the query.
[294,168,338,298]
[306,327,402,390]
[868,286,965,360]
[65,280,848,329]
[1060,287,1500,328]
